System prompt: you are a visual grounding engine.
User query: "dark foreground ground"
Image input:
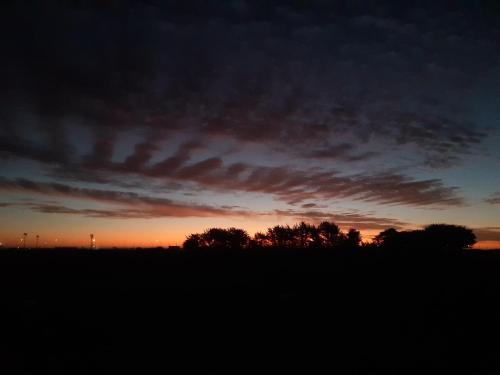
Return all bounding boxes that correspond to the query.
[1,248,500,374]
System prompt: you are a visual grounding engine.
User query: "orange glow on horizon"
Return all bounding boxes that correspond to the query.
[473,241,500,250]
[1,224,498,249]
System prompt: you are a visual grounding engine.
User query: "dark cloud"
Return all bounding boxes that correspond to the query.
[0,178,247,218]
[485,193,500,205]
[20,202,227,220]
[273,209,407,231]
[0,1,497,221]
[1,1,494,165]
[84,127,119,168]
[473,227,500,242]
[123,139,160,170]
[0,179,407,231]
[308,143,353,158]
[174,157,223,180]
[49,142,464,207]
[0,133,71,165]
[301,203,320,209]
[304,142,379,162]
[0,177,409,230]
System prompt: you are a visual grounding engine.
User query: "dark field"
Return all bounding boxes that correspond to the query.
[1,248,500,373]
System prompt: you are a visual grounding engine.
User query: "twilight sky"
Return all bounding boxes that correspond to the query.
[1,0,500,248]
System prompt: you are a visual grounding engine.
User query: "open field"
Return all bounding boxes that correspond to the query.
[1,248,500,373]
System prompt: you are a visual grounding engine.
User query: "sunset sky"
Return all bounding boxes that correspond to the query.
[1,1,499,248]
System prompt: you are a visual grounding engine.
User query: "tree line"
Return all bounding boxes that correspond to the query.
[183,222,476,253]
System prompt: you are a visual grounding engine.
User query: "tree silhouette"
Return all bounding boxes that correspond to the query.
[183,228,250,250]
[267,225,295,248]
[373,224,476,253]
[183,233,204,250]
[345,228,361,249]
[423,224,476,251]
[183,222,476,254]
[226,227,251,250]
[252,231,271,248]
[293,222,320,248]
[318,221,341,247]
[202,228,229,248]
[373,228,399,247]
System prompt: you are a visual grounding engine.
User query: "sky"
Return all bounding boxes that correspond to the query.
[1,0,499,248]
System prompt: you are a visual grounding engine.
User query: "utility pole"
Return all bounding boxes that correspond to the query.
[23,233,28,249]
[35,235,39,249]
[90,234,96,250]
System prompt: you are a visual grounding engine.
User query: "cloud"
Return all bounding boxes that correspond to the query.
[20,202,221,219]
[0,177,410,230]
[305,142,378,162]
[485,193,500,205]
[1,1,493,171]
[0,178,247,218]
[2,191,407,233]
[0,132,72,165]
[0,1,496,221]
[174,157,223,180]
[273,209,407,231]
[149,141,202,176]
[473,227,500,242]
[51,146,464,207]
[301,203,321,209]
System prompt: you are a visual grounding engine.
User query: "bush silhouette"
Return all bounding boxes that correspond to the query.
[318,221,341,247]
[183,227,250,250]
[184,222,476,254]
[374,224,476,254]
[345,228,362,249]
[293,222,321,248]
[422,224,476,251]
[184,221,363,250]
[183,233,204,251]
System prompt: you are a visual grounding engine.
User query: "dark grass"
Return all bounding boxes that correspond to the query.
[1,248,500,373]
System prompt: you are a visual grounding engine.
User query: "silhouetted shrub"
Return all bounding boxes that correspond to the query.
[318,221,341,247]
[422,224,476,252]
[184,222,362,251]
[183,228,250,250]
[183,233,204,251]
[183,222,476,255]
[374,224,476,254]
